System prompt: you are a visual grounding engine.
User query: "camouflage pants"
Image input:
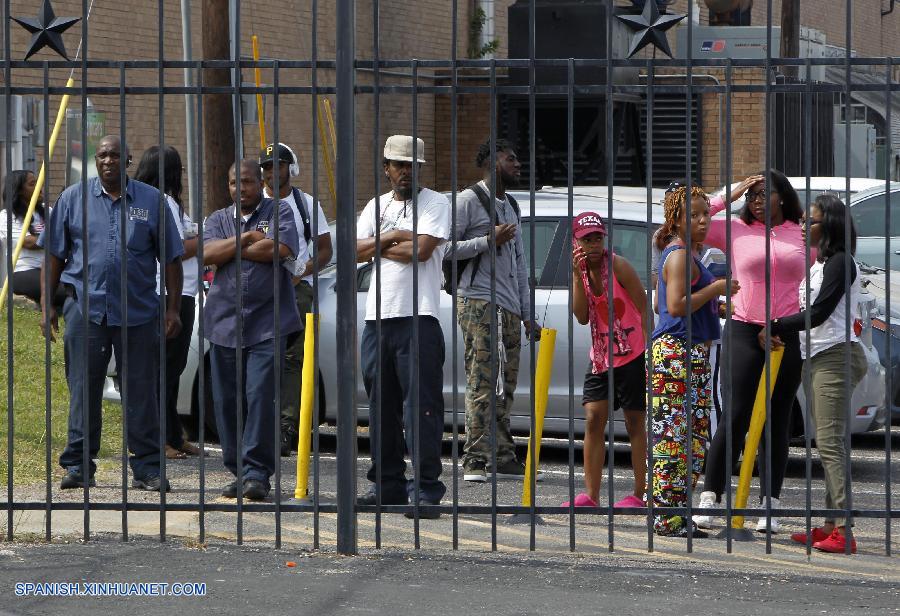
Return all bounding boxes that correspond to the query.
[457,296,522,468]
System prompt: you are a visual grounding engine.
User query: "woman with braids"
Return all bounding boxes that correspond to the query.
[0,170,66,307]
[770,195,866,554]
[134,145,203,459]
[695,170,809,533]
[651,185,737,537]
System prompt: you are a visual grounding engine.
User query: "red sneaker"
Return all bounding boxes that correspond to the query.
[813,530,857,554]
[790,527,830,545]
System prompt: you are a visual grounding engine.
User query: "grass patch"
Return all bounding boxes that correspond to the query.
[0,303,123,485]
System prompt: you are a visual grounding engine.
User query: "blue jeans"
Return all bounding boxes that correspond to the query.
[210,339,283,487]
[59,297,161,480]
[361,316,446,502]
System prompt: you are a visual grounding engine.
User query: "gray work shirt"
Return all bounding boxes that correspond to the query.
[445,182,531,321]
[203,198,302,349]
[38,177,184,327]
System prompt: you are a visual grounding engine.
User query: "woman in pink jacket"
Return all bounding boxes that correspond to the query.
[695,170,808,533]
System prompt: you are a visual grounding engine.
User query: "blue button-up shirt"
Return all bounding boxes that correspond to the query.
[203,197,302,349]
[38,177,184,327]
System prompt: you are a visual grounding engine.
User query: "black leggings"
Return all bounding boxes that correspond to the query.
[11,267,66,308]
[704,319,802,500]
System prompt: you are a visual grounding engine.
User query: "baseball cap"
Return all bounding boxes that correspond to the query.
[572,212,607,239]
[383,135,426,164]
[259,143,294,166]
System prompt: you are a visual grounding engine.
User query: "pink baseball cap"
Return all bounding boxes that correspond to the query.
[572,212,607,239]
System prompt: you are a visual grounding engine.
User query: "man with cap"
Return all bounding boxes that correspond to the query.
[444,137,539,483]
[355,135,450,517]
[203,159,301,501]
[38,134,184,492]
[259,142,333,456]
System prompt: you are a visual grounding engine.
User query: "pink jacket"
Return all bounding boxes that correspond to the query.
[704,198,814,325]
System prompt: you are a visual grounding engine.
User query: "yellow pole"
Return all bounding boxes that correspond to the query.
[316,97,337,203]
[731,346,784,529]
[0,77,75,310]
[521,328,555,507]
[251,35,266,150]
[294,312,317,499]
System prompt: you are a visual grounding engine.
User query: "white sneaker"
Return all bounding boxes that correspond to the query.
[755,497,782,534]
[694,491,718,528]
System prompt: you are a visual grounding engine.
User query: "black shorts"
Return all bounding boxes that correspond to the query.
[582,353,647,412]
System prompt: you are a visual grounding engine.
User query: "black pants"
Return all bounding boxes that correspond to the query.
[11,267,66,308]
[164,295,195,448]
[704,319,802,500]
[361,316,446,502]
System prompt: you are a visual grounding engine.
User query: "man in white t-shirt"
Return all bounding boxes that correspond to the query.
[355,135,450,517]
[259,142,333,456]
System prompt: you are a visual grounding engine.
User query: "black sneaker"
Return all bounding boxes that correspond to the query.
[132,475,171,492]
[60,471,95,490]
[242,479,269,501]
[463,461,487,483]
[280,428,298,457]
[221,481,238,498]
[492,458,526,479]
[405,496,441,520]
[357,489,408,507]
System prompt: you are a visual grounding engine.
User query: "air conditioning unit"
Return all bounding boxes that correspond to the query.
[676,25,781,60]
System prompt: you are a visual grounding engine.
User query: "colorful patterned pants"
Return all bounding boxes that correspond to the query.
[649,334,712,536]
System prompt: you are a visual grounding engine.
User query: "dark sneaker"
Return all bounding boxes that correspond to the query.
[492,459,526,479]
[280,428,298,457]
[221,481,239,498]
[242,479,269,501]
[463,461,487,483]
[132,475,171,492]
[60,471,95,490]
[357,489,408,507]
[405,496,442,520]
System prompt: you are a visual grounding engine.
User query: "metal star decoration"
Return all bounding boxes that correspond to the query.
[616,0,685,59]
[12,0,80,60]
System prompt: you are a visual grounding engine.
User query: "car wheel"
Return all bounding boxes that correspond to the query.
[187,355,219,443]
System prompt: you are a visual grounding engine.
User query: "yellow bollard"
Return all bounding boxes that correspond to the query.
[521,328,556,507]
[731,346,784,529]
[0,77,75,310]
[294,313,317,499]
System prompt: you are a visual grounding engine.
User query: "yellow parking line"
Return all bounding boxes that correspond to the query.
[356,516,527,552]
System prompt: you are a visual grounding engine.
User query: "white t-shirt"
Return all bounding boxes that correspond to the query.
[264,187,330,282]
[357,188,450,320]
[0,208,45,272]
[156,195,199,297]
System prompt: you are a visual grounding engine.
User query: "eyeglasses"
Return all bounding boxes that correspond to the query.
[745,190,766,202]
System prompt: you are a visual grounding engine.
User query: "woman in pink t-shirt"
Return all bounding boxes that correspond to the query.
[695,170,809,534]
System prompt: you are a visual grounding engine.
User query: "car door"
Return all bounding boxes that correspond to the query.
[850,189,900,270]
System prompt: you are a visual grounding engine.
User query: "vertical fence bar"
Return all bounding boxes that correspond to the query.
[604,0,615,553]
[761,0,774,554]
[272,58,283,550]
[684,0,695,552]
[335,0,359,555]
[3,0,13,544]
[310,0,323,550]
[566,56,576,553]
[119,63,130,542]
[527,0,538,554]
[79,0,91,541]
[723,59,734,552]
[157,0,168,542]
[450,0,460,552]
[802,58,814,557]
[488,59,499,552]
[195,63,207,545]
[644,60,654,553]
[411,58,422,547]
[370,0,383,551]
[42,60,53,543]
[884,57,893,557]
[841,0,854,554]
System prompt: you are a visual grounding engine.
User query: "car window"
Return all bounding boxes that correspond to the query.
[545,221,656,288]
[852,191,900,236]
[520,219,560,285]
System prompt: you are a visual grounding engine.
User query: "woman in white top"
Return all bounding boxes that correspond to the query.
[134,146,203,459]
[0,170,66,307]
[767,195,867,554]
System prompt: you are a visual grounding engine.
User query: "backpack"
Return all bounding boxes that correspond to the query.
[291,187,313,245]
[443,183,520,295]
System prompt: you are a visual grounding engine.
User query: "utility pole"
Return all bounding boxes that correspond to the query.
[202,0,235,214]
[780,0,800,79]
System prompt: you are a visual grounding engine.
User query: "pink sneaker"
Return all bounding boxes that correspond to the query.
[613,494,646,509]
[561,493,598,508]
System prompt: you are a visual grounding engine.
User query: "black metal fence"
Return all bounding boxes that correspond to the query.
[2,0,898,557]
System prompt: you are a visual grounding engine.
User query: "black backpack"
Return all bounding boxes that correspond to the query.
[443,183,520,295]
[291,187,313,245]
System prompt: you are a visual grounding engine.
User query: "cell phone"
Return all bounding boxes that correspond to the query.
[706,262,728,279]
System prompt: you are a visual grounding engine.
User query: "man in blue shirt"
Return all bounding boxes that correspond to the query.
[203,159,301,501]
[39,135,184,492]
